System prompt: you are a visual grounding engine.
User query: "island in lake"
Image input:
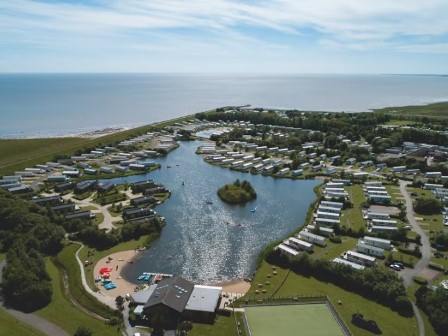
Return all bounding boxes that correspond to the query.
[218,179,257,204]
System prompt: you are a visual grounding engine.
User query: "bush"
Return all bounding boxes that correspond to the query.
[351,313,382,334]
[414,197,442,215]
[217,179,257,204]
[413,276,428,285]
[416,285,448,335]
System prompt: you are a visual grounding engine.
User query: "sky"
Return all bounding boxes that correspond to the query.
[1,0,448,74]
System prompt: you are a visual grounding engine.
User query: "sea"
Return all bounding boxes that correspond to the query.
[1,73,448,138]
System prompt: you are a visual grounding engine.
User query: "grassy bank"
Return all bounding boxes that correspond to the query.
[189,314,239,336]
[0,308,46,336]
[53,243,118,319]
[36,259,121,336]
[0,114,194,176]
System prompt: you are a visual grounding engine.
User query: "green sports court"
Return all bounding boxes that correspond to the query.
[244,303,347,336]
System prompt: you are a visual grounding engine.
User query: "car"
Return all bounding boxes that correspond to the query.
[394,262,405,269]
[389,264,401,271]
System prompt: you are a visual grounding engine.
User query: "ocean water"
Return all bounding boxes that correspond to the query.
[1,73,448,138]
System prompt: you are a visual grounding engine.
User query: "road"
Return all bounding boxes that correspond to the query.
[0,260,69,336]
[398,180,432,287]
[399,180,432,336]
[63,192,122,232]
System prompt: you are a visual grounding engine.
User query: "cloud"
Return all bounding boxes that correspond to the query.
[1,0,448,73]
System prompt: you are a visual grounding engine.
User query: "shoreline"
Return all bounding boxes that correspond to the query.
[93,249,252,298]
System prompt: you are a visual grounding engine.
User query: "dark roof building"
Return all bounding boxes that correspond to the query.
[144,277,194,313]
[31,195,63,206]
[51,203,76,214]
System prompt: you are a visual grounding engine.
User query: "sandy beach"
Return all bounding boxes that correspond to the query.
[93,250,141,298]
[93,249,253,298]
[216,279,251,294]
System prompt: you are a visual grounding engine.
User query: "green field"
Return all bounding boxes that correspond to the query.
[246,261,419,336]
[374,101,448,120]
[0,114,193,176]
[245,303,344,336]
[0,308,46,336]
[340,185,366,233]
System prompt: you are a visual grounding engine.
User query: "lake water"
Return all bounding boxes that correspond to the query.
[101,141,319,283]
[1,74,448,138]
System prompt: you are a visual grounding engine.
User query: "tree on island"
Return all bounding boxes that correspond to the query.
[218,179,257,204]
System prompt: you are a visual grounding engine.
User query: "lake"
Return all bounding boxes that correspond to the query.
[1,73,448,138]
[101,141,319,283]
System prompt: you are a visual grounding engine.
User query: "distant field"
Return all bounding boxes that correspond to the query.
[244,303,345,336]
[374,101,448,120]
[0,115,193,176]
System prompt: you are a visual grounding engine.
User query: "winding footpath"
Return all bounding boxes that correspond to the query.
[0,260,69,336]
[399,180,432,336]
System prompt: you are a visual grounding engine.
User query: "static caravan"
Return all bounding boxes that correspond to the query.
[316,211,340,220]
[321,201,344,209]
[363,236,392,250]
[333,257,365,270]
[370,225,398,233]
[357,241,385,257]
[286,237,313,252]
[276,243,299,257]
[306,225,334,237]
[298,231,327,247]
[344,250,376,266]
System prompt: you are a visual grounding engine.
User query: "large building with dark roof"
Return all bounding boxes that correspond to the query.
[142,277,222,325]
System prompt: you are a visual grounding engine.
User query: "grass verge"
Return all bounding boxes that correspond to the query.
[36,259,121,336]
[0,308,46,336]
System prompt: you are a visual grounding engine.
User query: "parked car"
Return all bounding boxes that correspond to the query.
[389,264,401,271]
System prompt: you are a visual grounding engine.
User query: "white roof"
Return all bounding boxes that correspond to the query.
[185,285,222,313]
[333,257,365,270]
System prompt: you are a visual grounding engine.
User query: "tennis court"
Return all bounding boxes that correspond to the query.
[244,303,346,336]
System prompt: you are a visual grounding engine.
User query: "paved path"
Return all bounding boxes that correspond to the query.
[73,243,117,310]
[63,192,121,232]
[398,180,432,287]
[399,180,432,336]
[0,261,69,336]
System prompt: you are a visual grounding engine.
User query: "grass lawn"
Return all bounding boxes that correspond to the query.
[36,259,121,335]
[0,253,5,262]
[107,205,123,217]
[79,234,158,291]
[94,190,127,205]
[407,187,444,233]
[189,314,238,336]
[431,256,448,270]
[0,308,46,336]
[80,205,99,211]
[312,236,357,260]
[390,251,419,268]
[93,212,105,226]
[385,184,404,205]
[340,185,366,232]
[245,304,344,336]
[246,261,419,336]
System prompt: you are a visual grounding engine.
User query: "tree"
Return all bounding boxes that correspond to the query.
[74,326,92,336]
[414,198,442,215]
